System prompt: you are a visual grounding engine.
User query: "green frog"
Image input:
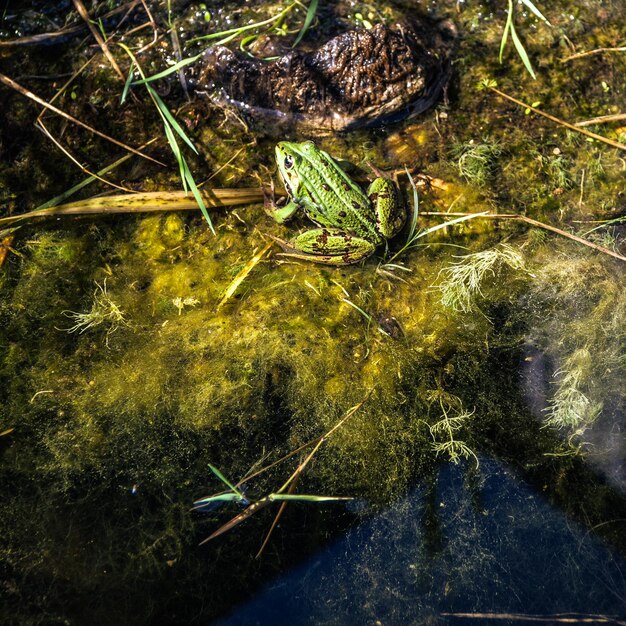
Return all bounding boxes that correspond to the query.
[268,141,405,265]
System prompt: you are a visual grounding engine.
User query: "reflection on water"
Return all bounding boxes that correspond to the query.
[219,457,626,625]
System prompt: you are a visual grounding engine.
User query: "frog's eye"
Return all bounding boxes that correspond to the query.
[283,155,294,170]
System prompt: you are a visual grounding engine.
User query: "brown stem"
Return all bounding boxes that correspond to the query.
[72,0,125,81]
[487,86,626,152]
[575,113,626,127]
[0,72,165,166]
[561,47,626,62]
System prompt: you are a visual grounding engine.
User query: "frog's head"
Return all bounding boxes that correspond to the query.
[275,141,308,197]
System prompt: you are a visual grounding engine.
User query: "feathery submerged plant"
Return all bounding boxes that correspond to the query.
[423,391,479,468]
[61,280,129,346]
[544,347,602,434]
[451,140,504,187]
[436,243,526,313]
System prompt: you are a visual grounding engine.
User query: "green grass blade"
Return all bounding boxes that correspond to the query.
[499,1,512,63]
[269,494,353,502]
[121,62,135,105]
[194,493,245,505]
[519,0,551,25]
[161,122,187,192]
[405,167,419,244]
[292,0,318,47]
[341,298,372,323]
[133,54,202,85]
[182,158,215,234]
[208,463,243,496]
[146,84,198,154]
[510,21,536,79]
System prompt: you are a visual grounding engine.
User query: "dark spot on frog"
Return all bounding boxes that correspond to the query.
[321,183,331,192]
[351,201,362,210]
[338,211,347,218]
[341,181,351,192]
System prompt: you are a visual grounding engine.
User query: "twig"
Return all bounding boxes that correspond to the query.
[575,113,626,127]
[72,0,125,81]
[416,211,626,262]
[561,47,626,63]
[37,122,135,193]
[440,612,626,624]
[137,0,159,53]
[486,85,626,152]
[0,1,142,47]
[0,72,165,166]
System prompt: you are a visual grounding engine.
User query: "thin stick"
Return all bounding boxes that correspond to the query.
[416,211,626,262]
[38,122,135,193]
[35,138,159,210]
[575,113,626,127]
[137,0,159,53]
[561,46,626,63]
[72,0,125,81]
[487,85,626,152]
[0,72,165,166]
[256,472,301,559]
[440,612,626,625]
[236,398,369,489]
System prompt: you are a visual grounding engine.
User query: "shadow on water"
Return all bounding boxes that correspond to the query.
[217,457,626,625]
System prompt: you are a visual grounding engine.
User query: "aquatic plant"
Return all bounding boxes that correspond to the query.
[544,348,602,434]
[423,391,479,468]
[436,243,526,313]
[499,0,551,79]
[451,140,503,187]
[61,280,129,346]
[194,402,365,555]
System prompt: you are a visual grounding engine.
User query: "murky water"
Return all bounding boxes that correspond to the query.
[0,1,624,624]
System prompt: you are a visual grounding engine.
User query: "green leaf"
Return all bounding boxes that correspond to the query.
[292,0,318,47]
[133,54,202,85]
[269,494,353,502]
[182,159,215,234]
[404,167,419,245]
[499,0,513,63]
[519,0,551,25]
[510,21,536,79]
[146,84,198,154]
[208,463,243,496]
[120,62,135,105]
[194,493,246,505]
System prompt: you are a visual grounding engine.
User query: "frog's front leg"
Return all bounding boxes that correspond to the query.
[272,228,376,265]
[367,177,405,239]
[264,182,301,224]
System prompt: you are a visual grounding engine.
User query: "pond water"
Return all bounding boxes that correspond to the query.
[0,1,624,624]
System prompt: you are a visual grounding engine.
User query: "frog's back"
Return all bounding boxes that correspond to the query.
[289,142,381,240]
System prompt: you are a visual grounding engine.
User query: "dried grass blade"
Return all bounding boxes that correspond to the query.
[199,499,271,545]
[217,242,273,310]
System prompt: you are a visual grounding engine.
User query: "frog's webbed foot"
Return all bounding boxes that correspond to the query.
[269,228,376,266]
[264,183,301,224]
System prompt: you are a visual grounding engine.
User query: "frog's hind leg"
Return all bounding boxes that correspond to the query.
[270,228,376,265]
